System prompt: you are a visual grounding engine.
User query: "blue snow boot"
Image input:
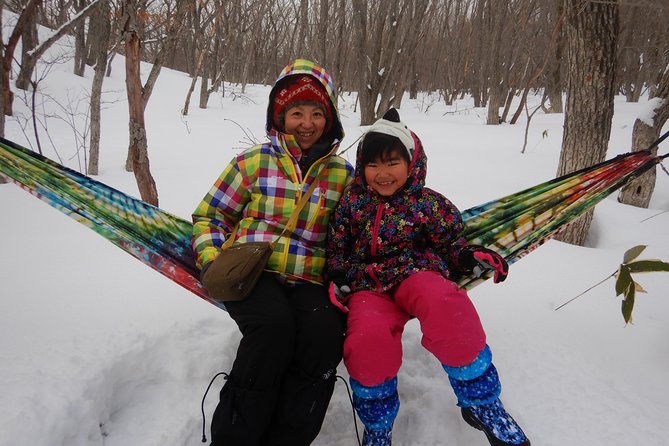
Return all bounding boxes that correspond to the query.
[362,427,392,446]
[461,398,530,446]
[350,377,398,446]
[444,346,530,445]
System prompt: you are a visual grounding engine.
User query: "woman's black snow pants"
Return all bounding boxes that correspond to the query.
[209,272,346,446]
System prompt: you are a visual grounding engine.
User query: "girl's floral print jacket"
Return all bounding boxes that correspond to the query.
[326,130,470,293]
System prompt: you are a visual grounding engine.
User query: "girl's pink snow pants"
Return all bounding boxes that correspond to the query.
[344,270,486,387]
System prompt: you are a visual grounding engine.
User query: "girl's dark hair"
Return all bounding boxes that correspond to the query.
[361,132,411,165]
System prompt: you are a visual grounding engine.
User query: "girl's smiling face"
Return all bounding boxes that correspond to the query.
[363,154,410,196]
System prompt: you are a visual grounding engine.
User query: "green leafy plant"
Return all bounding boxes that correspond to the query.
[556,245,669,323]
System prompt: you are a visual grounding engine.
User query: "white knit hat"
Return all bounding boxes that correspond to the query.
[366,108,415,156]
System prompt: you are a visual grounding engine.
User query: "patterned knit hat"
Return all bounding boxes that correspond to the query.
[365,108,415,158]
[273,74,333,131]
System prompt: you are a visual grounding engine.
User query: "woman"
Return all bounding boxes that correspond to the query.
[192,59,353,445]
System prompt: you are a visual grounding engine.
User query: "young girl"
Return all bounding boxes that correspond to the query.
[326,108,530,446]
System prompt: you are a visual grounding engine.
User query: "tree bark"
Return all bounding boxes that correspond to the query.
[2,0,42,115]
[352,0,374,124]
[199,9,222,110]
[182,46,208,116]
[123,1,158,206]
[484,0,508,125]
[509,10,566,124]
[487,89,503,125]
[73,0,87,76]
[20,8,39,80]
[556,0,619,246]
[139,0,193,110]
[15,0,99,91]
[546,1,565,114]
[618,69,669,208]
[88,0,111,176]
[124,0,190,169]
[353,0,425,125]
[318,0,329,65]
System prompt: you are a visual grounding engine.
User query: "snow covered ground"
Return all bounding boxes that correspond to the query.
[1,29,669,446]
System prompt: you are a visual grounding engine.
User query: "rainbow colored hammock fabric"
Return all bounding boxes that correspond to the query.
[0,137,664,308]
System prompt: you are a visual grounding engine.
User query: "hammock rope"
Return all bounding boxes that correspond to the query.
[0,135,666,304]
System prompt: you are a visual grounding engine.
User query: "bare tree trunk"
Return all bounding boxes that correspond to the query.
[123,1,158,206]
[123,0,190,169]
[484,0,507,125]
[500,89,515,123]
[183,3,225,114]
[15,0,99,91]
[88,0,111,176]
[73,0,87,76]
[546,0,565,114]
[199,10,221,110]
[318,0,329,65]
[198,70,210,110]
[487,89,503,124]
[20,8,39,80]
[296,0,309,57]
[556,0,619,246]
[618,69,669,208]
[182,47,208,115]
[353,0,424,125]
[85,2,101,67]
[138,2,190,113]
[509,10,566,124]
[409,53,419,100]
[332,0,347,93]
[352,0,375,124]
[2,0,42,115]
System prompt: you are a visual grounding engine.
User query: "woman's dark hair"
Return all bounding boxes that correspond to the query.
[361,132,411,165]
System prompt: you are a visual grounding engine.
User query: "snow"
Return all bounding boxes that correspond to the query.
[2,33,669,446]
[637,97,664,127]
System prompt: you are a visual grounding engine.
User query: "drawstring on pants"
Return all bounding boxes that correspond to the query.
[201,371,229,443]
[336,374,362,446]
[199,372,361,446]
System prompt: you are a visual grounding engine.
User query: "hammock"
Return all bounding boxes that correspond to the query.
[0,136,666,307]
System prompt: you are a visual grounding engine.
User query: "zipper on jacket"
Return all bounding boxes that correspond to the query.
[279,162,326,273]
[368,202,385,292]
[366,264,384,292]
[370,202,384,256]
[276,144,302,273]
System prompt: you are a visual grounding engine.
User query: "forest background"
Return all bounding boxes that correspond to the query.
[1,0,669,242]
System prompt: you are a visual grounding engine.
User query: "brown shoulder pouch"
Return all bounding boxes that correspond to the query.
[201,241,273,301]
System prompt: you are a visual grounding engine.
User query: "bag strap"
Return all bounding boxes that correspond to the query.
[222,163,329,250]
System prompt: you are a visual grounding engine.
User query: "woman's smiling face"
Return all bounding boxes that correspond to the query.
[283,104,326,151]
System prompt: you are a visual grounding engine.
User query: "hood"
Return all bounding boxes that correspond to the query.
[353,128,427,197]
[266,59,344,142]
